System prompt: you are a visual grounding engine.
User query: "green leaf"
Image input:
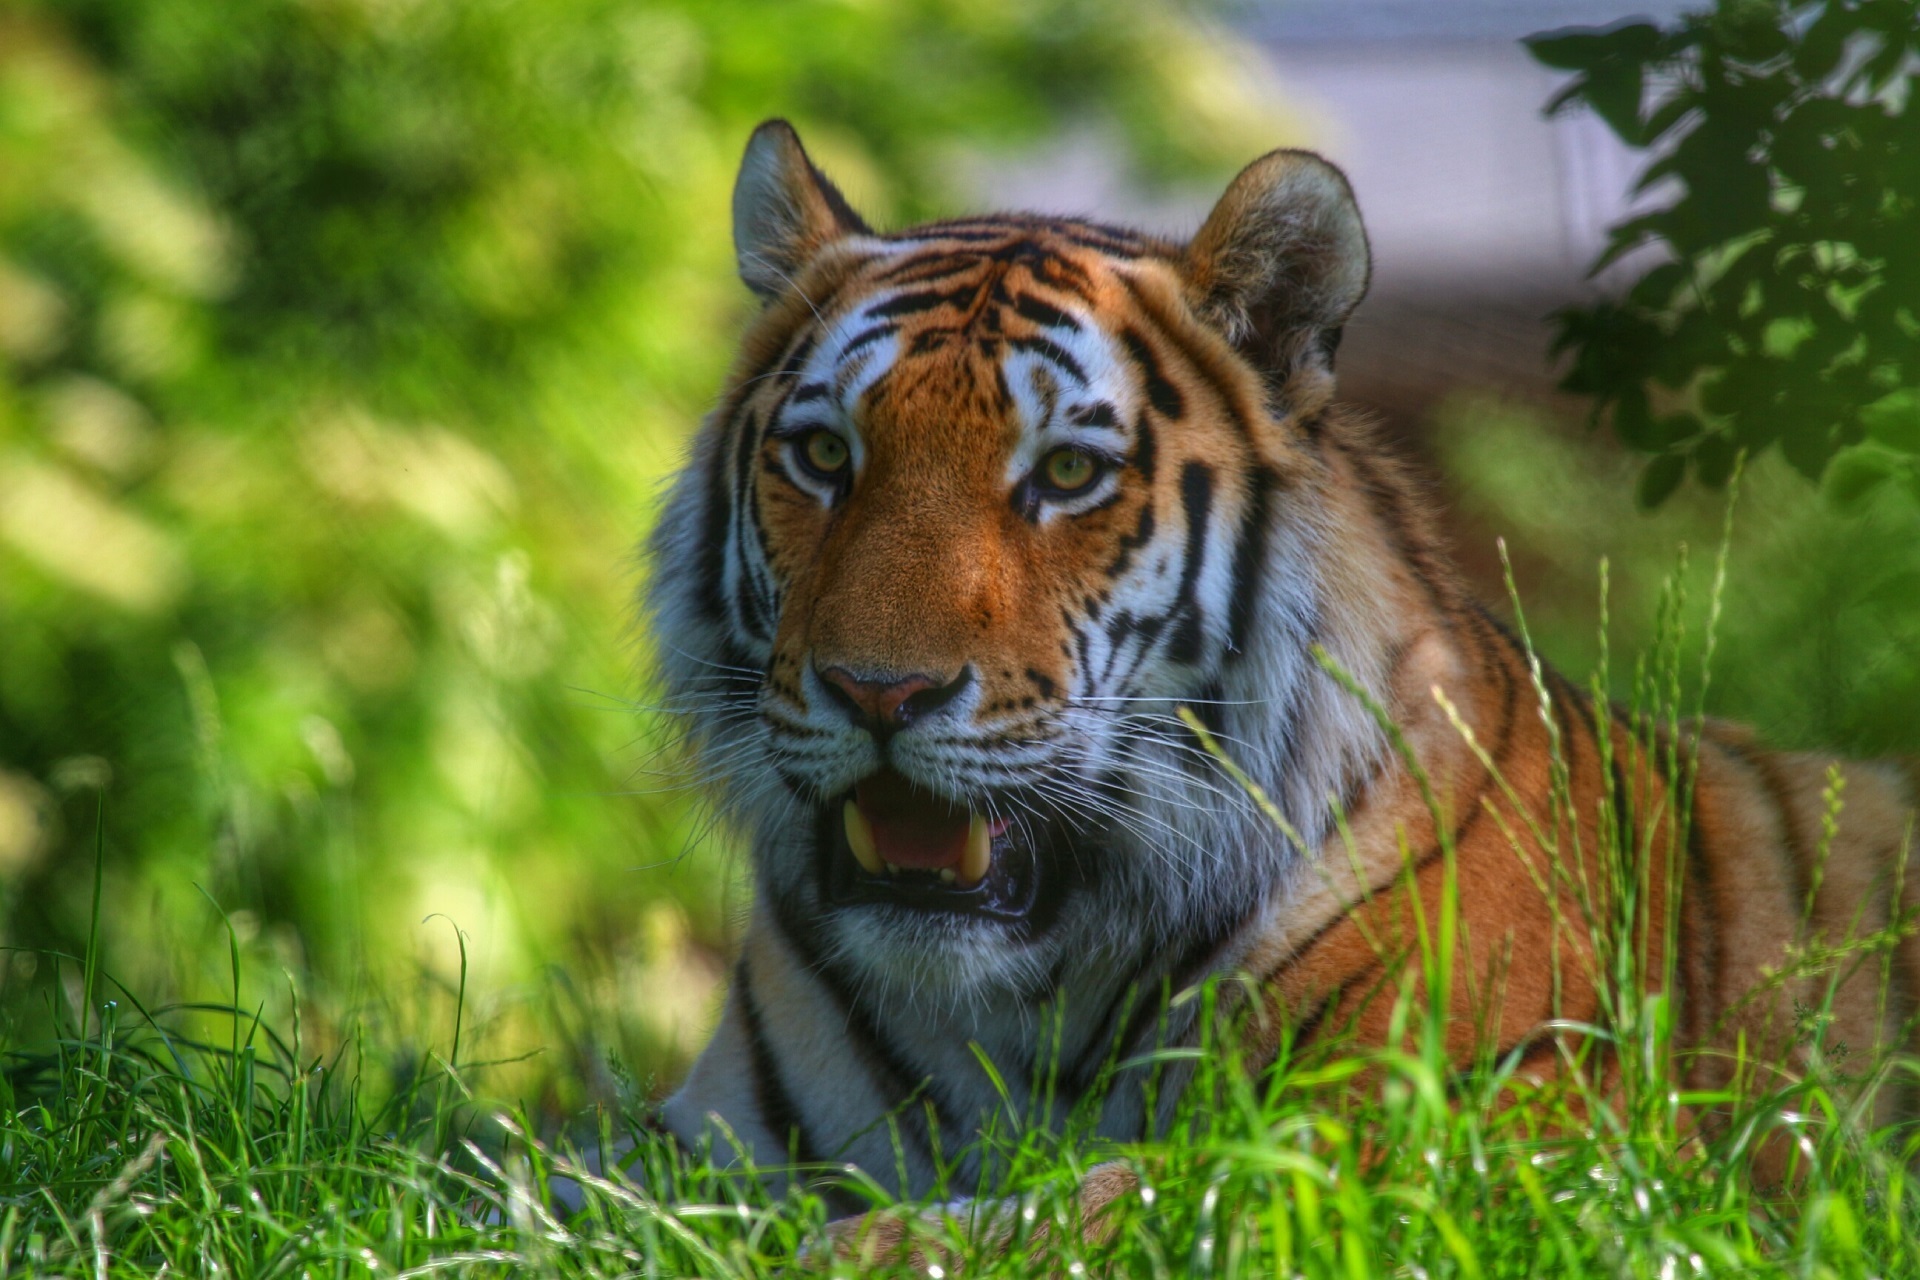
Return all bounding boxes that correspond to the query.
[1627,262,1688,309]
[1584,59,1647,144]
[1794,8,1852,80]
[1636,452,1687,508]
[1860,388,1920,453]
[1642,93,1695,144]
[1713,9,1791,62]
[1698,369,1749,418]
[1784,416,1841,479]
[1693,430,1740,488]
[1524,21,1661,72]
[1822,443,1900,512]
[1615,398,1702,454]
[1652,309,1729,387]
[1588,221,1662,275]
[1863,568,1920,609]
[1655,411,1705,450]
[1612,385,1655,449]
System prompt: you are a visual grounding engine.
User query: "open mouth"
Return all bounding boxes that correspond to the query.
[819,768,1043,922]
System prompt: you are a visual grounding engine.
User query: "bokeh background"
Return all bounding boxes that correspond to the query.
[2,0,1916,1121]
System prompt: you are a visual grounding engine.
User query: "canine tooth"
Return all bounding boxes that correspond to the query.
[844,801,883,875]
[959,812,993,888]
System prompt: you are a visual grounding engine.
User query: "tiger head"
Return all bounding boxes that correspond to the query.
[650,121,1394,999]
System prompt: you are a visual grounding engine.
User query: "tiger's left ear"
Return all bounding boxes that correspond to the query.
[733,119,872,302]
[1182,150,1369,411]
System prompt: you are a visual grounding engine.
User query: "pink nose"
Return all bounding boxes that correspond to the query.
[818,668,934,726]
[815,665,973,734]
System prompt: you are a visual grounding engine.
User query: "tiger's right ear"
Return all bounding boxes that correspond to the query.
[732,120,871,302]
[1182,149,1369,412]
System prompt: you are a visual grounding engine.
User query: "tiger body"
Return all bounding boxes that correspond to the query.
[649,121,1920,1203]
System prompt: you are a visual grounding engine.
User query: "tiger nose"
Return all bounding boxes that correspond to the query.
[816,664,974,737]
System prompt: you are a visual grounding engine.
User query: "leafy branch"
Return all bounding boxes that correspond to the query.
[1527,0,1919,509]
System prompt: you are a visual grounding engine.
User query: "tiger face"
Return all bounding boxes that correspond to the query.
[651,121,1379,1000]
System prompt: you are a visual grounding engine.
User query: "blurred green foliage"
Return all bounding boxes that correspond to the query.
[0,0,1276,1106]
[1527,0,1920,508]
[1435,392,1920,758]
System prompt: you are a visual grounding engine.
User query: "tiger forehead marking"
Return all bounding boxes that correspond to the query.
[740,230,1285,736]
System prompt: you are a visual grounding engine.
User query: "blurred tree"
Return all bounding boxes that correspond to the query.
[1527,0,1919,509]
[0,0,1272,1098]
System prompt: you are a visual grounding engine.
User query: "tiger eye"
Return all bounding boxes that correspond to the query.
[1042,448,1098,492]
[801,430,850,476]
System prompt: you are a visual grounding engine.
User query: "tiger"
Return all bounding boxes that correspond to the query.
[645,118,1920,1253]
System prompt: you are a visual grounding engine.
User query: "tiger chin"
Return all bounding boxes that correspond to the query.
[646,119,1920,1255]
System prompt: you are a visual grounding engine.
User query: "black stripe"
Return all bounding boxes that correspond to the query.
[1224,468,1275,658]
[1082,909,1247,1092]
[1605,704,1643,862]
[901,215,1152,259]
[1010,334,1086,383]
[1068,401,1119,430]
[1032,252,1098,297]
[1286,985,1342,1051]
[738,959,822,1165]
[742,506,777,640]
[1544,664,1590,781]
[1012,292,1081,332]
[1122,329,1185,419]
[1130,411,1158,483]
[1103,500,1155,578]
[1473,608,1526,752]
[908,224,1021,243]
[838,322,897,359]
[1505,1034,1560,1078]
[985,238,1063,271]
[1717,734,1812,915]
[696,428,734,627]
[1180,681,1230,780]
[1117,275,1265,444]
[866,286,973,318]
[766,880,948,1150]
[1683,779,1720,1031]
[910,328,955,356]
[789,381,833,404]
[1058,226,1151,257]
[1165,462,1215,664]
[1327,434,1450,619]
[1388,608,1524,873]
[731,409,771,640]
[807,160,871,237]
[875,256,981,287]
[1289,961,1404,1052]
[732,327,817,405]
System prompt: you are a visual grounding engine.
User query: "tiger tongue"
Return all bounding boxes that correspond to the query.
[847,771,1007,886]
[854,771,970,871]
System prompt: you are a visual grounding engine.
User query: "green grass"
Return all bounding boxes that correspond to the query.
[6,951,1918,1277]
[6,530,1920,1278]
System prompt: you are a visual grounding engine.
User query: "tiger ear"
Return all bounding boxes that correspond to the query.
[1182,149,1369,406]
[733,119,871,302]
